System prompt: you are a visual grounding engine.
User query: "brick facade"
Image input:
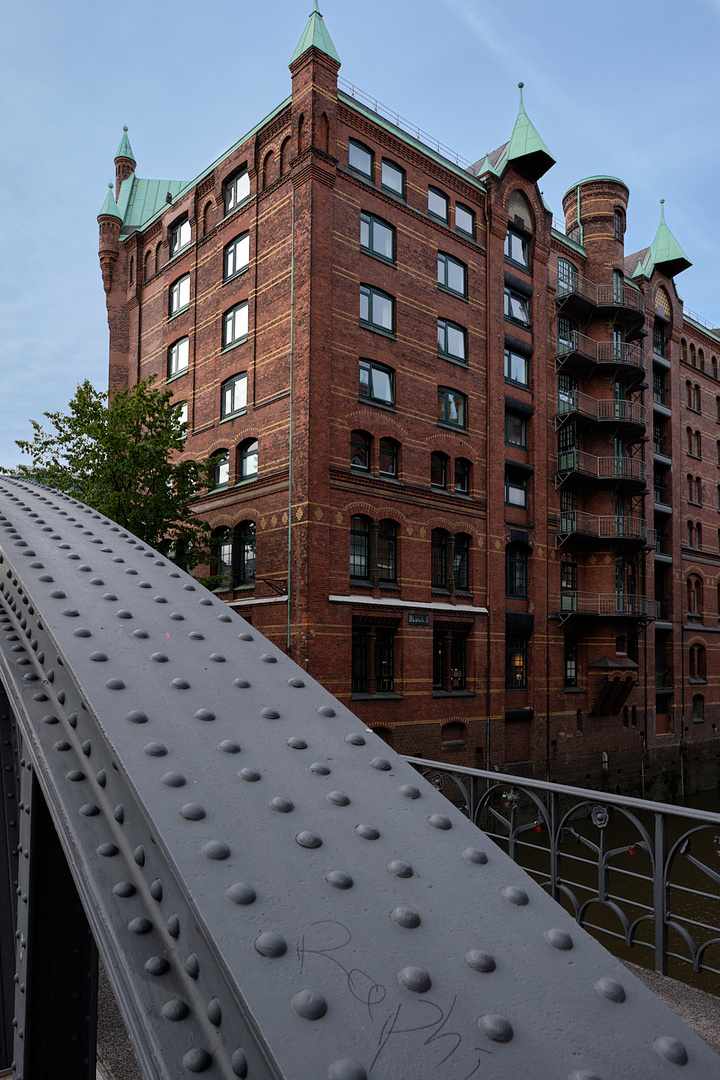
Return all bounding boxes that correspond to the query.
[99,18,720,795]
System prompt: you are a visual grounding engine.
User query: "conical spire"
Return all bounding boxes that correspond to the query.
[505,83,555,182]
[647,199,692,277]
[98,182,122,220]
[289,0,340,65]
[115,125,135,164]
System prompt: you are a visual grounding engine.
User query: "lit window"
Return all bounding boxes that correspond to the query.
[360,285,394,333]
[504,287,530,326]
[349,140,373,178]
[455,204,474,236]
[505,413,527,447]
[438,253,467,297]
[359,359,394,405]
[168,337,189,377]
[239,438,258,479]
[351,430,371,471]
[506,636,527,689]
[213,450,230,488]
[504,348,529,386]
[360,212,395,262]
[381,159,405,196]
[224,233,250,280]
[169,274,190,315]
[223,302,248,347]
[437,318,467,362]
[504,229,529,267]
[225,169,250,214]
[170,217,191,256]
[221,373,247,418]
[236,521,255,585]
[431,452,447,488]
[505,471,527,508]
[437,387,466,429]
[379,438,399,478]
[428,187,449,221]
[454,458,470,494]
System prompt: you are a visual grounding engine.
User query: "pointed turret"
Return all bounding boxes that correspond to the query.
[505,83,555,181]
[98,181,122,221]
[115,126,136,198]
[98,183,122,294]
[647,200,692,277]
[289,0,340,65]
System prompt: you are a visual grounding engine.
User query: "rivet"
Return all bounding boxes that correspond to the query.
[171,678,190,689]
[239,767,262,782]
[144,742,168,756]
[153,596,168,604]
[463,848,488,864]
[105,678,125,690]
[116,609,133,619]
[501,886,528,906]
[217,613,232,622]
[327,791,350,806]
[291,989,327,1020]
[181,803,206,820]
[202,840,230,860]
[73,628,92,638]
[345,734,365,746]
[185,954,200,978]
[128,917,153,935]
[97,843,118,857]
[399,784,421,799]
[218,740,241,753]
[209,652,226,662]
[233,678,250,688]
[167,915,180,938]
[287,677,304,687]
[162,999,189,1021]
[131,629,149,639]
[41,715,58,725]
[139,582,151,589]
[199,598,212,606]
[231,1048,248,1077]
[328,1060,367,1080]
[161,772,186,787]
[428,813,452,830]
[544,928,573,951]
[255,932,287,957]
[134,846,145,866]
[195,708,215,721]
[593,977,625,1003]
[317,705,336,716]
[207,998,222,1026]
[261,706,280,719]
[287,737,307,749]
[80,804,100,816]
[261,653,277,664]
[182,1048,211,1073]
[355,824,380,840]
[102,593,118,601]
[226,882,257,905]
[388,860,413,877]
[296,830,322,849]
[653,1036,688,1065]
[113,882,135,898]
[151,652,169,663]
[66,770,85,782]
[183,583,196,591]
[238,631,253,640]
[477,1013,513,1043]
[398,966,431,992]
[270,796,294,813]
[169,612,184,620]
[309,762,331,775]
[126,710,149,724]
[54,741,71,752]
[464,950,496,972]
[150,879,163,901]
[62,608,80,617]
[97,770,106,786]
[89,651,108,662]
[391,907,421,928]
[370,757,392,771]
[326,870,353,890]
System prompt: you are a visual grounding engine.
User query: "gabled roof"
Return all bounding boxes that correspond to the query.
[98,183,122,220]
[289,0,340,65]
[468,84,554,183]
[631,201,692,280]
[116,125,135,163]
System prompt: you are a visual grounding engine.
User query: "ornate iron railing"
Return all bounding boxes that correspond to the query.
[403,759,720,986]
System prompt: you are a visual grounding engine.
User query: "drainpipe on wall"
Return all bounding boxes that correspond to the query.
[286,188,295,654]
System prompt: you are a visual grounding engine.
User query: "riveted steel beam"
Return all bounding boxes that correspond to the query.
[0,475,718,1080]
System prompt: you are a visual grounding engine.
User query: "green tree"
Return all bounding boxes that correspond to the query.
[9,378,213,571]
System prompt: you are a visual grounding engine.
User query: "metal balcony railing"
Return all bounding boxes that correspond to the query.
[596,282,645,314]
[552,267,646,318]
[402,759,720,987]
[557,450,647,485]
[558,511,647,542]
[556,591,655,617]
[556,333,645,373]
[557,391,646,427]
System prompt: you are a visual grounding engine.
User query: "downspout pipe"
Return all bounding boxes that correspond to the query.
[287,188,295,653]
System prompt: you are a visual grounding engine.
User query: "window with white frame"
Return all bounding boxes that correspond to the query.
[428,187,449,222]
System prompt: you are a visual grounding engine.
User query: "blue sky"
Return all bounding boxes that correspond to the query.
[1,0,719,467]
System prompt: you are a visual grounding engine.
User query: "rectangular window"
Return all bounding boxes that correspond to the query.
[225,169,250,214]
[504,287,530,326]
[175,401,188,425]
[349,140,373,178]
[223,302,248,347]
[564,636,578,687]
[504,229,530,267]
[169,274,190,315]
[653,323,666,357]
[506,636,527,689]
[505,413,527,447]
[506,546,528,597]
[360,212,395,262]
[221,373,247,418]
[505,472,527,508]
[360,285,394,333]
[438,253,467,297]
[168,337,189,377]
[504,348,529,386]
[170,217,191,256]
[359,359,394,405]
[377,522,397,582]
[350,517,369,578]
[224,233,250,280]
[379,439,398,478]
[428,187,449,221]
[351,628,395,694]
[437,318,467,362]
[437,387,467,429]
[454,534,469,588]
[455,204,474,236]
[381,159,404,196]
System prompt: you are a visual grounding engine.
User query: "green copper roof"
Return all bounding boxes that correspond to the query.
[98,182,122,220]
[117,175,189,232]
[505,84,555,180]
[647,200,692,277]
[116,125,135,162]
[289,0,340,65]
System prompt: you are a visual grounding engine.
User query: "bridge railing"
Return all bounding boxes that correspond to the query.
[403,757,720,988]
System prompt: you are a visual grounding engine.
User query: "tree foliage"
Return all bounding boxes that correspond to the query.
[9,379,212,570]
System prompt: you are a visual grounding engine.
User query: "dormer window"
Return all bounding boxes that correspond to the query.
[225,169,250,214]
[170,217,191,257]
[504,228,530,268]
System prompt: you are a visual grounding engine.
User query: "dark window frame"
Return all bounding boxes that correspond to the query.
[224,168,250,215]
[361,211,395,263]
[224,232,250,281]
[438,252,467,298]
[437,318,467,362]
[349,139,374,179]
[360,285,395,334]
[221,372,248,418]
[437,386,467,429]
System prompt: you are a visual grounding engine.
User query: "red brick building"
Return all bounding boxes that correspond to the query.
[98,4,720,794]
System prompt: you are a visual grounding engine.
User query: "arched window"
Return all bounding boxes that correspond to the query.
[234,521,255,585]
[613,208,625,241]
[238,438,258,480]
[431,529,449,587]
[687,575,703,614]
[379,438,399,478]
[351,430,371,470]
[441,721,468,750]
[212,527,232,590]
[224,167,250,214]
[213,449,229,488]
[612,269,624,303]
[454,533,470,590]
[129,255,135,285]
[155,240,162,274]
[506,543,528,597]
[687,520,694,548]
[202,200,214,236]
[557,258,578,296]
[280,136,291,176]
[696,522,703,549]
[377,520,398,582]
[262,149,276,190]
[350,516,370,579]
[699,348,705,372]
[692,694,705,721]
[681,338,688,363]
[713,356,718,380]
[454,458,471,494]
[686,380,693,407]
[690,343,697,367]
[507,190,533,232]
[431,451,448,488]
[694,384,701,411]
[144,249,153,281]
[689,644,707,680]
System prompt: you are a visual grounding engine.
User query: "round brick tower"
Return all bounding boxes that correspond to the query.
[562,176,629,279]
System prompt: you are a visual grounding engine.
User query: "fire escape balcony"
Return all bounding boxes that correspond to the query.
[556,591,655,621]
[556,511,648,548]
[555,333,645,387]
[556,449,647,492]
[595,283,646,335]
[557,391,646,438]
[552,267,646,337]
